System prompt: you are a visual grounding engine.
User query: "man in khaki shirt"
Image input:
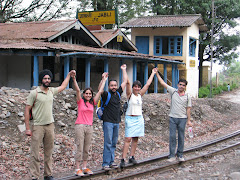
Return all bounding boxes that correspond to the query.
[25,69,75,180]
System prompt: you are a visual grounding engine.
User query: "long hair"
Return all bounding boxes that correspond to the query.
[82,87,94,107]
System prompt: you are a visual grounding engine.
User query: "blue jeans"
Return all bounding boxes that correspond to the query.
[102,122,119,167]
[169,117,187,158]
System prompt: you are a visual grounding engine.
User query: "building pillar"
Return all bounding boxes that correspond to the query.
[133,60,137,82]
[140,62,143,85]
[175,65,179,87]
[154,62,158,93]
[164,63,167,93]
[144,62,148,94]
[33,56,39,87]
[119,60,123,85]
[104,59,109,91]
[64,56,70,89]
[85,59,90,88]
[172,64,175,88]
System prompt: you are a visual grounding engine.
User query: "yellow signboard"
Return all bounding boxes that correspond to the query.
[117,35,123,42]
[190,60,195,67]
[77,10,117,26]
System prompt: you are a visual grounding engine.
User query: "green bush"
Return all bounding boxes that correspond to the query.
[198,82,239,98]
[198,87,210,98]
[221,85,228,91]
[213,86,222,95]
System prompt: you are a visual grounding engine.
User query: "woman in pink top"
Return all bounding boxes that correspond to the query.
[72,72,108,176]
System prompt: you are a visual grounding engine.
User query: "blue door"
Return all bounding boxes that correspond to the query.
[136,36,149,54]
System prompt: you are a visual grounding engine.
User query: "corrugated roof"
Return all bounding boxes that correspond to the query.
[120,14,205,28]
[0,39,182,63]
[91,29,120,44]
[0,20,77,40]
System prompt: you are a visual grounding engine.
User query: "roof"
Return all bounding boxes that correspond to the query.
[0,20,77,40]
[90,29,137,51]
[0,19,102,47]
[91,29,120,44]
[0,39,182,63]
[120,14,208,31]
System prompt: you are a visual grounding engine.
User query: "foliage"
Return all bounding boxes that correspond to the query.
[198,86,210,98]
[0,0,73,23]
[198,82,239,98]
[147,0,240,66]
[76,0,147,26]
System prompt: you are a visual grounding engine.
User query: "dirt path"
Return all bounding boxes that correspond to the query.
[218,88,240,104]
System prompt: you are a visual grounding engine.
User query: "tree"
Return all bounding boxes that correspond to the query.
[76,0,147,28]
[0,0,73,23]
[148,0,240,87]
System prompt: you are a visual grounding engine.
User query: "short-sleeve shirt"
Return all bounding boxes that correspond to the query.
[167,85,191,118]
[26,87,58,125]
[75,98,97,125]
[101,86,123,123]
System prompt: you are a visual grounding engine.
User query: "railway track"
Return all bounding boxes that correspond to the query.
[57,130,240,180]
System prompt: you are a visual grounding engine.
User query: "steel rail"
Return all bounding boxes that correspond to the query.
[57,130,240,180]
[111,142,240,180]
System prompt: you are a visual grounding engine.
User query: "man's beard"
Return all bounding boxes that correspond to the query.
[109,89,116,93]
[43,82,50,87]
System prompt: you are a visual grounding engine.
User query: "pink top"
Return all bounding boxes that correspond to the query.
[75,99,97,125]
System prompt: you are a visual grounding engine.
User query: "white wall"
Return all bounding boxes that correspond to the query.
[185,23,200,97]
[131,24,201,97]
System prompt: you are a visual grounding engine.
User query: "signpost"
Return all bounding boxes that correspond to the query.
[189,60,195,67]
[76,9,118,26]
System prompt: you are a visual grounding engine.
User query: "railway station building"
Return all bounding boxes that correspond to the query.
[120,14,208,97]
[0,19,182,93]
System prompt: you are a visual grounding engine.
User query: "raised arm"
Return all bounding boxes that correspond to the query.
[140,68,157,96]
[72,74,81,102]
[94,72,108,103]
[98,72,105,92]
[120,64,128,91]
[156,70,168,89]
[57,70,76,93]
[126,77,132,100]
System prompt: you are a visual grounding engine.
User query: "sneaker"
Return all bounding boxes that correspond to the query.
[120,159,125,168]
[167,157,176,162]
[102,165,111,170]
[83,168,93,175]
[178,157,185,162]
[110,163,118,169]
[44,176,54,180]
[75,169,84,176]
[128,156,137,165]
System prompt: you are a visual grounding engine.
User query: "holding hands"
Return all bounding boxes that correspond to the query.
[121,64,127,70]
[152,67,158,74]
[69,70,76,79]
[102,72,109,81]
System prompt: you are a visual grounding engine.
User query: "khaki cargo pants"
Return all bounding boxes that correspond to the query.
[30,123,55,179]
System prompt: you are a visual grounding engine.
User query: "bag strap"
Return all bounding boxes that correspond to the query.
[104,91,121,107]
[104,92,112,107]
[32,89,38,107]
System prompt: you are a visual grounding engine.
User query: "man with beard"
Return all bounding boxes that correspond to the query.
[156,72,192,162]
[99,64,127,170]
[25,69,76,180]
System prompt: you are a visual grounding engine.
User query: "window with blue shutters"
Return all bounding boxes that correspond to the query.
[154,36,183,56]
[189,38,196,57]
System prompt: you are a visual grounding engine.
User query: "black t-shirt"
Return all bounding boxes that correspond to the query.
[102,86,123,123]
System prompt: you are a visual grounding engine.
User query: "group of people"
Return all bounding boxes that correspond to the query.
[25,64,192,180]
